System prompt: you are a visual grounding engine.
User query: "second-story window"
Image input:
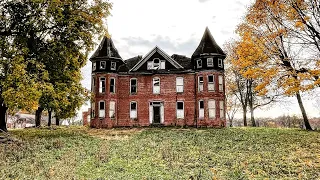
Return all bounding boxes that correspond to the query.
[218,58,223,68]
[100,61,106,69]
[110,78,115,93]
[130,78,137,94]
[99,77,106,93]
[208,75,214,91]
[198,76,203,92]
[197,59,202,68]
[92,76,95,92]
[153,77,160,94]
[176,77,184,93]
[207,58,213,67]
[219,75,223,92]
[111,61,116,70]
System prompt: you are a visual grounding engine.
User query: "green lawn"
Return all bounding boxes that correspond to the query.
[1,127,319,179]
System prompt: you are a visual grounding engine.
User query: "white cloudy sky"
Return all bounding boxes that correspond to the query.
[79,0,320,118]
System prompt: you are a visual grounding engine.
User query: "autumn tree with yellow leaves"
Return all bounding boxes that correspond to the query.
[233,0,320,130]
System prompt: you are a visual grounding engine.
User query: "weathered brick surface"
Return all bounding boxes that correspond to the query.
[89,71,226,128]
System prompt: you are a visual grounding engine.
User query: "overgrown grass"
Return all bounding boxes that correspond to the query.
[1,127,319,179]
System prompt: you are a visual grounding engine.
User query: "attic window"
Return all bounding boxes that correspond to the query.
[218,58,223,68]
[111,62,116,70]
[153,58,160,69]
[197,59,202,68]
[93,62,96,71]
[100,61,106,69]
[207,58,213,67]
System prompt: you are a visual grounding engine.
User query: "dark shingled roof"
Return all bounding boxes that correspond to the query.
[192,27,226,58]
[124,56,142,70]
[90,36,122,60]
[171,54,192,69]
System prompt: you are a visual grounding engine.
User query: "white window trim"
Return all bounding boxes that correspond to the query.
[130,101,137,119]
[176,77,184,93]
[99,77,106,93]
[208,75,215,91]
[199,100,204,119]
[218,58,223,68]
[176,101,184,119]
[111,61,116,70]
[153,77,160,94]
[197,59,202,68]
[219,75,224,92]
[208,100,216,119]
[93,62,96,71]
[130,78,137,94]
[207,58,213,67]
[110,77,115,93]
[198,76,204,92]
[98,100,105,118]
[100,61,106,69]
[109,101,115,119]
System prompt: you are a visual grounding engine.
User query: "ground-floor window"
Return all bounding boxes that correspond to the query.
[208,100,216,119]
[99,101,105,118]
[199,100,204,119]
[130,101,137,119]
[176,101,184,119]
[220,101,224,118]
[109,101,115,118]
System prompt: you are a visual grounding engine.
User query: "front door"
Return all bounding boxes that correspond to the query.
[153,106,161,124]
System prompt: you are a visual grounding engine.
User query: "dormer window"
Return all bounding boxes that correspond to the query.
[218,58,223,68]
[147,58,165,70]
[197,59,202,68]
[93,62,96,71]
[111,62,116,70]
[207,58,213,67]
[100,61,106,69]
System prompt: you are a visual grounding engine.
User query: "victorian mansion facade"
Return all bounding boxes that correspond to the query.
[84,28,226,128]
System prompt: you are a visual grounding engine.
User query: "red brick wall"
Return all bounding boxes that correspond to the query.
[90,71,226,128]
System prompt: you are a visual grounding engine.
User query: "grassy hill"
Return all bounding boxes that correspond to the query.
[1,127,319,179]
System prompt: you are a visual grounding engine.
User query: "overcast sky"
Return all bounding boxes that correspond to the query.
[79,0,320,118]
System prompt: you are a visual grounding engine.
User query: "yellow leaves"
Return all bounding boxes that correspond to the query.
[295,21,305,29]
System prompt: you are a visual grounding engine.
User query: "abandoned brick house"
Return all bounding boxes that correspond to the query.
[83,27,226,128]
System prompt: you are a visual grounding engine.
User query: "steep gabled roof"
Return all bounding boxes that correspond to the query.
[171,54,192,69]
[90,36,122,60]
[192,27,226,57]
[130,46,184,71]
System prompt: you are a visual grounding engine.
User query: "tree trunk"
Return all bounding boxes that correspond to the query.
[0,104,8,132]
[243,105,247,126]
[296,92,312,130]
[35,107,44,127]
[56,117,60,126]
[47,110,52,127]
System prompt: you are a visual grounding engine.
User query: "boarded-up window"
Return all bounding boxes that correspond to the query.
[130,101,137,119]
[176,77,184,93]
[110,78,115,93]
[99,77,106,93]
[207,58,213,67]
[208,100,216,119]
[153,58,160,69]
[99,101,105,118]
[130,78,137,94]
[100,61,106,69]
[176,101,184,119]
[218,58,223,68]
[153,77,160,94]
[219,75,223,92]
[199,100,204,119]
[160,60,165,69]
[198,76,203,92]
[111,61,116,70]
[109,101,115,118]
[208,75,214,91]
[197,59,202,68]
[220,101,224,118]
